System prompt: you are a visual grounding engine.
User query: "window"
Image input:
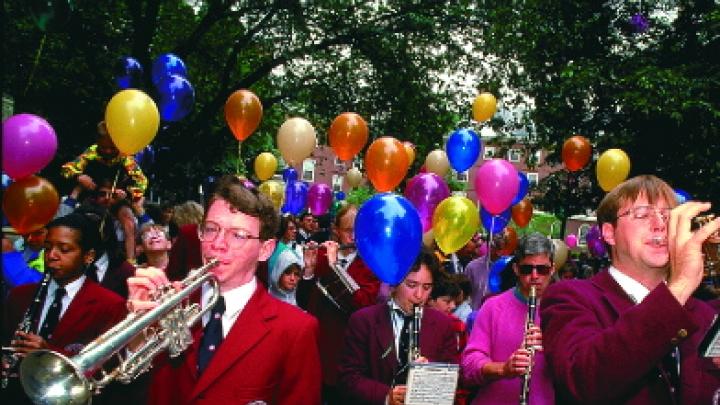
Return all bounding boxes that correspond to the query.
[334,157,345,166]
[332,175,344,192]
[483,146,496,160]
[302,159,315,182]
[577,224,591,246]
[534,150,543,164]
[526,172,539,187]
[455,171,468,182]
[508,148,522,162]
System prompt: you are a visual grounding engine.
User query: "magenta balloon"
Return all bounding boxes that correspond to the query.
[404,173,451,232]
[474,159,519,215]
[564,234,578,248]
[307,183,333,216]
[2,114,58,180]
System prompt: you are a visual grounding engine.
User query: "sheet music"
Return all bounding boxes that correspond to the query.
[700,315,720,358]
[405,362,459,405]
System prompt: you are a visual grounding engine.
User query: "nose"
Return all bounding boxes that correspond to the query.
[649,210,668,230]
[209,230,229,250]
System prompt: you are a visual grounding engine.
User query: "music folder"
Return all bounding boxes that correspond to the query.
[700,314,720,358]
[405,362,459,405]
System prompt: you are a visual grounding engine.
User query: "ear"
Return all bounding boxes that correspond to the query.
[601,222,617,247]
[258,239,277,262]
[512,262,521,277]
[84,249,96,266]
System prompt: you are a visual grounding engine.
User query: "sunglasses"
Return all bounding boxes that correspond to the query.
[518,264,552,275]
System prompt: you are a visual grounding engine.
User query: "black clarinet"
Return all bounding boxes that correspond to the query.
[519,285,537,405]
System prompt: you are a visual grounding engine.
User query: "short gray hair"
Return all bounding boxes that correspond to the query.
[514,232,554,262]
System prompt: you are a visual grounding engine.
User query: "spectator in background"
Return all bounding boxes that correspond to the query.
[172,200,204,228]
[135,223,172,271]
[268,248,303,306]
[452,273,474,323]
[295,211,316,245]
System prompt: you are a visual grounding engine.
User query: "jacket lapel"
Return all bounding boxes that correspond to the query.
[592,270,635,316]
[52,280,96,343]
[419,309,437,358]
[375,305,399,370]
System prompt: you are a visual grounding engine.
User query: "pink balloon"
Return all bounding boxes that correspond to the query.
[474,159,519,215]
[307,183,333,216]
[2,114,58,180]
[564,234,578,248]
[404,173,451,232]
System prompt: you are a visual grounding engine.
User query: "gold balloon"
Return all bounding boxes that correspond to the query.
[277,117,317,165]
[105,89,160,155]
[258,180,284,210]
[552,239,569,269]
[425,149,450,177]
[472,92,497,122]
[432,196,480,254]
[346,167,363,188]
[596,148,631,192]
[254,152,278,181]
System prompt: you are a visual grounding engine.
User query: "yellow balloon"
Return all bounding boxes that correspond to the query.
[277,117,317,165]
[254,152,278,181]
[425,149,449,177]
[432,196,480,254]
[596,148,631,192]
[472,92,497,122]
[258,180,284,210]
[105,89,160,155]
[552,239,569,269]
[346,167,363,188]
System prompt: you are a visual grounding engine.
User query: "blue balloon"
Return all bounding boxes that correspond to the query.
[335,191,345,201]
[511,172,530,205]
[481,207,511,234]
[674,188,690,204]
[282,167,298,183]
[134,145,155,169]
[115,56,144,90]
[356,193,422,285]
[488,255,513,293]
[157,74,195,121]
[446,128,481,172]
[151,53,188,86]
[282,181,308,215]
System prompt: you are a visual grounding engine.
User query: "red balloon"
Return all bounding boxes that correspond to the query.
[496,227,518,256]
[224,89,262,141]
[562,135,592,172]
[511,199,533,228]
[328,112,368,161]
[365,137,409,192]
[2,176,59,234]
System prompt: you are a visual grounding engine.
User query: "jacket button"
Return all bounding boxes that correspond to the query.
[670,337,679,345]
[677,328,688,338]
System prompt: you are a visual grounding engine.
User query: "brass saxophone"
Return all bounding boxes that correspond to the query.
[519,285,537,405]
[1,272,52,389]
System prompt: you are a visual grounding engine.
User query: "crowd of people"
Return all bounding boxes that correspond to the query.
[1,128,719,404]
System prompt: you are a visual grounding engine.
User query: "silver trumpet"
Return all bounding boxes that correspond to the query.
[19,259,220,405]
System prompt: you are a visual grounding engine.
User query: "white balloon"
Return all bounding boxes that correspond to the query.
[277,117,317,165]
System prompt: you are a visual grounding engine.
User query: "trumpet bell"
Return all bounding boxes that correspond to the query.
[20,349,92,404]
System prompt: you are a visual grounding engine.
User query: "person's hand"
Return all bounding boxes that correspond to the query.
[132,195,145,215]
[77,174,96,190]
[387,385,407,405]
[323,240,340,265]
[503,348,532,377]
[667,202,720,305]
[126,267,172,312]
[113,188,127,200]
[303,241,319,278]
[11,331,50,355]
[524,325,543,351]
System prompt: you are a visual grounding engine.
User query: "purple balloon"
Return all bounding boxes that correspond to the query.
[474,159,519,215]
[307,183,333,216]
[404,173,451,233]
[2,114,58,180]
[586,224,601,244]
[588,238,607,257]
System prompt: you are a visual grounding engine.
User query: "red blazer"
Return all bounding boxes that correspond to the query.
[541,270,720,405]
[297,248,380,386]
[100,259,135,299]
[338,303,458,405]
[148,285,322,405]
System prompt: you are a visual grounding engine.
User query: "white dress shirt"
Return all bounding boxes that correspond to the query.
[201,277,257,338]
[36,276,86,333]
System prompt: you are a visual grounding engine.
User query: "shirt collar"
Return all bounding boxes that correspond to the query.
[337,250,357,266]
[608,265,650,304]
[49,275,86,302]
[202,277,257,318]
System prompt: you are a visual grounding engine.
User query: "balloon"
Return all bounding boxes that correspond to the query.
[552,239,569,269]
[564,234,578,249]
[422,230,435,248]
[29,0,74,32]
[588,238,607,258]
[404,173,451,233]
[277,117,317,165]
[335,191,346,201]
[282,181,308,215]
[330,200,343,217]
[225,89,263,141]
[496,227,518,256]
[432,196,480,254]
[674,188,690,204]
[365,137,409,192]
[489,255,513,293]
[511,199,533,228]
[151,53,187,86]
[511,172,530,206]
[403,142,416,165]
[472,92,497,122]
[346,167,363,188]
[133,145,155,170]
[307,183,333,216]
[156,74,195,122]
[115,56,144,90]
[481,207,511,234]
[562,135,592,172]
[425,149,450,177]
[328,112,368,161]
[282,167,298,183]
[446,128,481,172]
[105,89,160,155]
[2,114,57,180]
[2,176,59,234]
[258,180,284,210]
[596,149,631,192]
[254,152,277,181]
[356,193,422,285]
[474,159,520,215]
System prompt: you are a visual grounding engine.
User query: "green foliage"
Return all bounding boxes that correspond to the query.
[345,186,374,207]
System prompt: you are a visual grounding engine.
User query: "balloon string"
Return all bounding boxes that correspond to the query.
[23,34,47,97]
[99,168,121,238]
[486,216,496,278]
[236,141,243,175]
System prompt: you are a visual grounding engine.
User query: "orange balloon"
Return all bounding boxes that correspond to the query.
[562,135,592,172]
[496,227,518,256]
[2,175,59,234]
[403,141,416,165]
[511,199,533,228]
[365,137,409,192]
[328,112,368,161]
[224,89,263,141]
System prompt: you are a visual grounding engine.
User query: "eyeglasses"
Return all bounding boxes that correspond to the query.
[141,231,168,241]
[198,221,261,246]
[617,205,671,224]
[518,264,552,275]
